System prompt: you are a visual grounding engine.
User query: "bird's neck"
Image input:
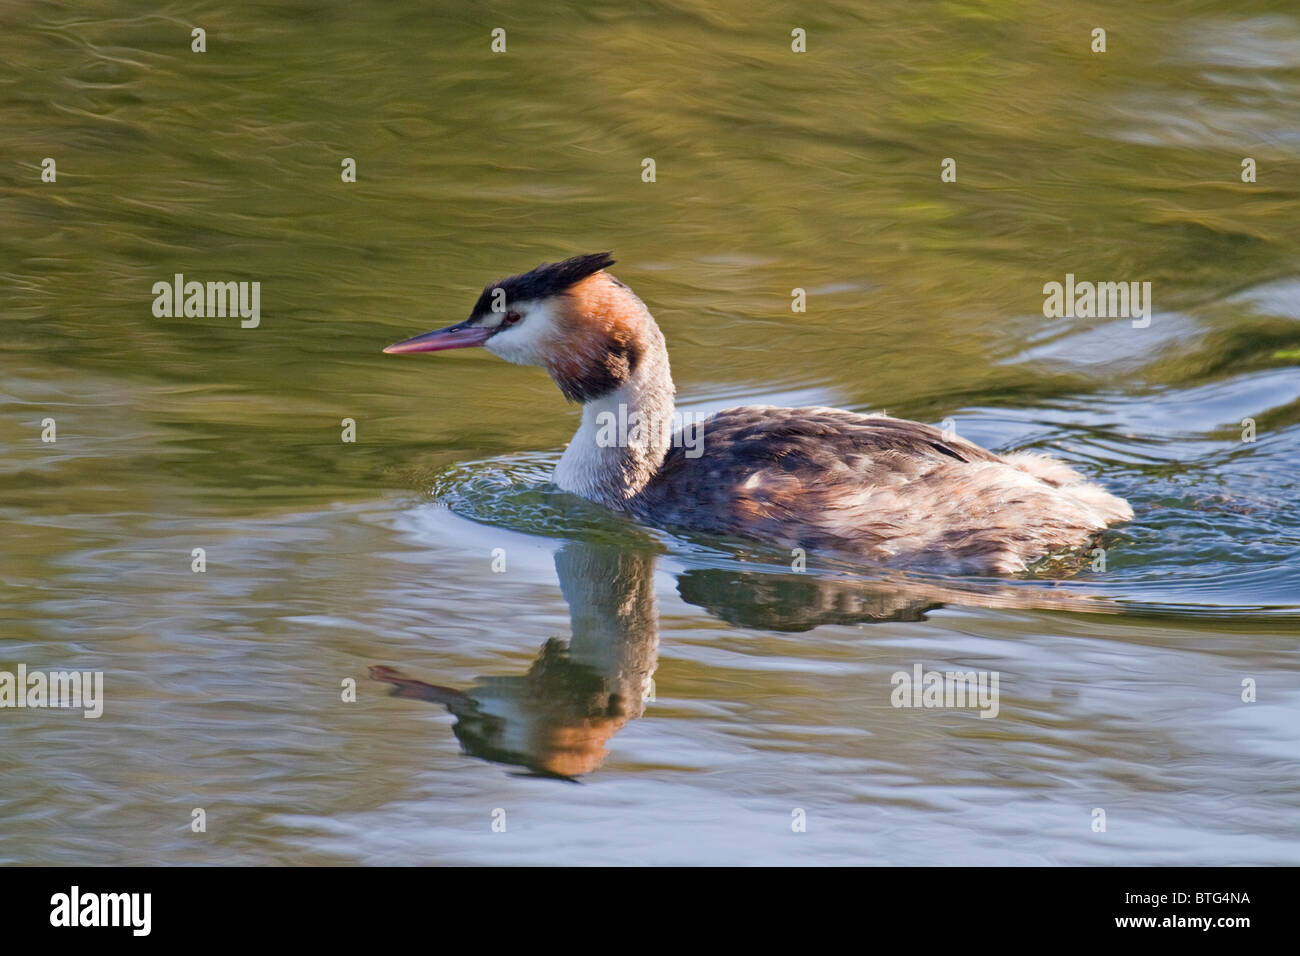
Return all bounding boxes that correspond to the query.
[553,332,675,509]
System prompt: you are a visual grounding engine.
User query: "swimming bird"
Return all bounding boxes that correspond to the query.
[384,253,1132,573]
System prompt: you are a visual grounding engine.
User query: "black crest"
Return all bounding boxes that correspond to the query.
[471,252,615,316]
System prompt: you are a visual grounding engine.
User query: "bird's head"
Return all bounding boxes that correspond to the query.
[384,252,658,403]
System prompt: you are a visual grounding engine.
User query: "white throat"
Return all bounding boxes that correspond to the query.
[553,348,675,509]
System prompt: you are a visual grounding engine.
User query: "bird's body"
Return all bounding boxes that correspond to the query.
[386,253,1132,574]
[635,406,1130,573]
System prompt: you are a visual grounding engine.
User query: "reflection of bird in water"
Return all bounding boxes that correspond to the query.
[384,252,1132,573]
[674,565,1121,631]
[372,535,1123,778]
[371,541,658,780]
[677,568,939,630]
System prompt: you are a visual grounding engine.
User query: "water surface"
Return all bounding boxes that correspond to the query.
[2,0,1299,864]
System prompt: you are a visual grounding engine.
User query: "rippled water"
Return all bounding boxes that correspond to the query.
[2,1,1298,864]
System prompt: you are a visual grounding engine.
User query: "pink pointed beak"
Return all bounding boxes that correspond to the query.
[383,320,492,354]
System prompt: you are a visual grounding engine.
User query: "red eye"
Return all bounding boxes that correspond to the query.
[503,311,522,326]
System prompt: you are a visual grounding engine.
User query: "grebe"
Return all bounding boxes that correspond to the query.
[384,253,1132,574]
